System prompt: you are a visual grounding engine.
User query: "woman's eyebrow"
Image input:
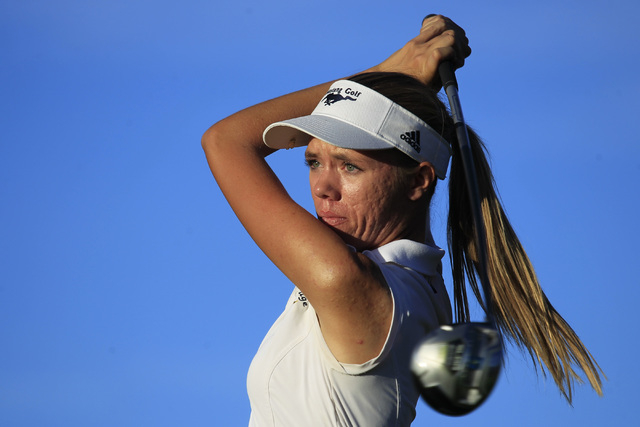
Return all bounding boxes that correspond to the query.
[304,148,363,163]
[332,152,354,162]
[304,150,351,160]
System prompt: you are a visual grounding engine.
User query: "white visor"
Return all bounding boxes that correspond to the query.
[263,80,451,179]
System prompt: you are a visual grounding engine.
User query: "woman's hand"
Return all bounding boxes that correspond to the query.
[372,15,471,89]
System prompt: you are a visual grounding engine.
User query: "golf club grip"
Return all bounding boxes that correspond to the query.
[438,61,458,91]
[421,14,458,90]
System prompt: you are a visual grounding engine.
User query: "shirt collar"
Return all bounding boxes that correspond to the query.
[362,239,445,277]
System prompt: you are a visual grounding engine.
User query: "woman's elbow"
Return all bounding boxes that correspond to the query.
[201,122,235,166]
[201,117,274,164]
[201,124,221,153]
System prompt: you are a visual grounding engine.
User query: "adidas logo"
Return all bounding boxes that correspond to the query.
[400,131,421,152]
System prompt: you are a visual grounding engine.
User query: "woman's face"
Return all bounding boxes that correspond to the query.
[305,138,416,251]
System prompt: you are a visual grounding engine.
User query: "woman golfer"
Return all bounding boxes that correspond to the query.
[202,15,603,426]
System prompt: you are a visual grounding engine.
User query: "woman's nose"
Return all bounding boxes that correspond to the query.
[312,170,341,201]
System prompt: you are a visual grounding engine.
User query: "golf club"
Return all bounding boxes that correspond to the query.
[410,57,503,416]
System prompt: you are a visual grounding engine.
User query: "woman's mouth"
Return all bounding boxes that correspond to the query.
[318,212,347,227]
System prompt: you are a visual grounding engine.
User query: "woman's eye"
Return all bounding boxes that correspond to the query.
[305,159,319,169]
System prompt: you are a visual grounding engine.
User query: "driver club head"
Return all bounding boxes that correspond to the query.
[411,322,502,416]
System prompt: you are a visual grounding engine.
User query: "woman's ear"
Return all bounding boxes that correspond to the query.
[407,162,435,201]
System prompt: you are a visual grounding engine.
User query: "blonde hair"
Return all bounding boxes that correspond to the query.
[350,71,605,402]
[448,126,605,401]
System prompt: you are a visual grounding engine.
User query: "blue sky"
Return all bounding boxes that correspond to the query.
[1,1,639,426]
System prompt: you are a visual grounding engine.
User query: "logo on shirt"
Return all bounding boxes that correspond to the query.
[296,291,308,307]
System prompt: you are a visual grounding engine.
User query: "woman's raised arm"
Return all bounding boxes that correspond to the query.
[201,15,470,364]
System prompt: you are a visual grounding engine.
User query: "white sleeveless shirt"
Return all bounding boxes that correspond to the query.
[247,240,452,426]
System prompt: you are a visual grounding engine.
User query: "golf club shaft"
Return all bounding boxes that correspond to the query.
[439,62,495,323]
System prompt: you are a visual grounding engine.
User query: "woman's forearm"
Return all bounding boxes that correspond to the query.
[201,80,336,160]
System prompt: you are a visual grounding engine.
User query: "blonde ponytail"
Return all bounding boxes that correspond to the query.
[447,127,605,401]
